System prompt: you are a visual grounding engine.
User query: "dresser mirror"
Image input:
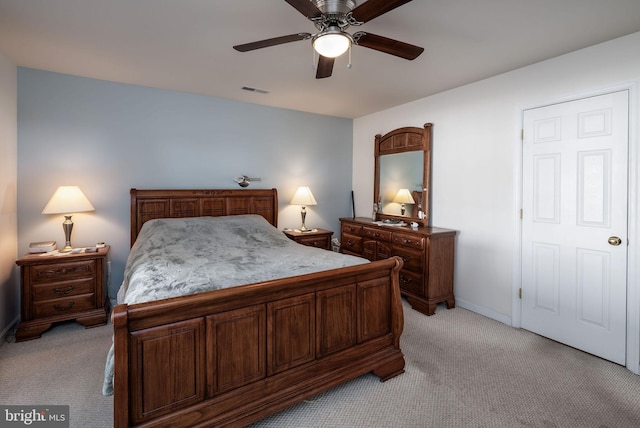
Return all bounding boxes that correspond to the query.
[373,123,432,225]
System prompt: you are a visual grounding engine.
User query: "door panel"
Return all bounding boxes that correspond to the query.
[522,91,628,365]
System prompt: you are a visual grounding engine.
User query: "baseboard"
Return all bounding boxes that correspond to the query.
[0,316,19,346]
[455,298,512,326]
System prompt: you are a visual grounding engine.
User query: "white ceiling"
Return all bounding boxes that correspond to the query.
[1,0,640,119]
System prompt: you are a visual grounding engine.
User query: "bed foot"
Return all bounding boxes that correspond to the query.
[372,353,406,382]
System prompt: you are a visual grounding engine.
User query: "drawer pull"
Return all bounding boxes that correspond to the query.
[400,276,412,284]
[38,266,89,277]
[53,302,75,312]
[54,286,74,295]
[401,255,412,263]
[347,240,355,247]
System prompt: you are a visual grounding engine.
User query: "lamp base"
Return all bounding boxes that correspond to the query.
[61,215,74,253]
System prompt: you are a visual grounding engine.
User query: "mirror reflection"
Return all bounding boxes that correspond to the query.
[379,151,423,217]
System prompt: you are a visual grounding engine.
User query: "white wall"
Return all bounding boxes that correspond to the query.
[353,32,640,324]
[0,52,18,339]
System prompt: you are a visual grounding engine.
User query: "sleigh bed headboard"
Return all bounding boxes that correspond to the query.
[129,188,278,246]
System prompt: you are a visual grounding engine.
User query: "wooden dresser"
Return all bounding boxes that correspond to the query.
[340,218,456,316]
[15,246,110,341]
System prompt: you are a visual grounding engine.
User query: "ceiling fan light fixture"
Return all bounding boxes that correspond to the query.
[313,30,351,58]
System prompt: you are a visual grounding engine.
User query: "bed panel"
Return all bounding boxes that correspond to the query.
[113,188,404,428]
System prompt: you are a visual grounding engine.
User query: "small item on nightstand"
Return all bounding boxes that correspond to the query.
[85,247,98,253]
[29,241,57,253]
[96,242,106,248]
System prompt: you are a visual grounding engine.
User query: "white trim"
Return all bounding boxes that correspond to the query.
[513,80,640,374]
[0,316,19,345]
[625,81,640,374]
[456,298,512,326]
[511,107,524,329]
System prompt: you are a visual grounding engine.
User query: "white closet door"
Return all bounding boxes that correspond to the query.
[522,90,628,364]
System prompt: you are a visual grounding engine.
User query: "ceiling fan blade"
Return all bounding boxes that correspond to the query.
[316,55,334,79]
[350,0,412,23]
[233,33,311,52]
[284,0,323,19]
[353,32,424,60]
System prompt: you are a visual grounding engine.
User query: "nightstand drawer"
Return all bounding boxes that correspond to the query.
[32,278,95,301]
[295,235,330,249]
[30,259,96,284]
[33,294,95,318]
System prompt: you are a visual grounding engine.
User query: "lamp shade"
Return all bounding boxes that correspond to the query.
[313,30,351,58]
[42,186,95,215]
[290,186,317,206]
[393,189,415,205]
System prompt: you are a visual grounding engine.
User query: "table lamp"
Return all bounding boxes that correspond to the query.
[393,188,415,216]
[42,186,95,252]
[290,186,317,231]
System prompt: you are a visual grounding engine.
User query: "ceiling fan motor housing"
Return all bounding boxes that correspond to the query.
[314,0,356,16]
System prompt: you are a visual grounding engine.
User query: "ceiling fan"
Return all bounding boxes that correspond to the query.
[233,0,424,79]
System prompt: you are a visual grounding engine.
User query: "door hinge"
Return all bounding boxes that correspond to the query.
[520,209,523,219]
[520,129,524,140]
[519,288,522,299]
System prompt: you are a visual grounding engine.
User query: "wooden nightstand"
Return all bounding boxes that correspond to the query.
[15,246,110,341]
[283,228,333,251]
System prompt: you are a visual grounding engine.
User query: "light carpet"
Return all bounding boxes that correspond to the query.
[1,300,639,427]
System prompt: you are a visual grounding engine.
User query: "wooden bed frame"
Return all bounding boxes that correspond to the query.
[113,188,405,427]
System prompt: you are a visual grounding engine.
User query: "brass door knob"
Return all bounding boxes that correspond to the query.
[608,236,622,246]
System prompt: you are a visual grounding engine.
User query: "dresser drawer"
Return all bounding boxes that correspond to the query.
[32,294,95,318]
[376,242,392,259]
[341,223,362,236]
[32,278,95,301]
[341,233,363,254]
[30,260,96,284]
[399,269,423,295]
[363,227,392,242]
[392,232,425,250]
[392,246,423,272]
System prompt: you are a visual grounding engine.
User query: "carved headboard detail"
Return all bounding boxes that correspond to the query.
[129,188,278,246]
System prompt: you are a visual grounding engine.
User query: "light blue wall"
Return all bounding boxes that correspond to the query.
[17,68,354,300]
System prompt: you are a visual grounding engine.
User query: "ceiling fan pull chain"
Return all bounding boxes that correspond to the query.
[347,45,352,69]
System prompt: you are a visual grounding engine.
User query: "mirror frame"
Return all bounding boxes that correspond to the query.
[374,123,432,226]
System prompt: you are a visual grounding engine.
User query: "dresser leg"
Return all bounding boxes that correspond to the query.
[15,322,52,342]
